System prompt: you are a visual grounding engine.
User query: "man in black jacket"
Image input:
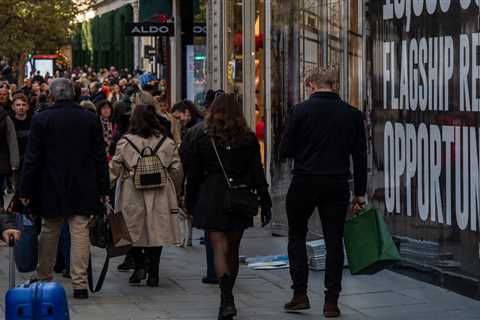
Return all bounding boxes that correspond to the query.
[280,67,367,318]
[20,78,110,299]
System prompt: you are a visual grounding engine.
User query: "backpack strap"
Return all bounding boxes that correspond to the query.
[123,136,142,155]
[152,135,168,154]
[124,135,167,156]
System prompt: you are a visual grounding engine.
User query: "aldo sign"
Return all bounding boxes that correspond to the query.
[126,22,175,37]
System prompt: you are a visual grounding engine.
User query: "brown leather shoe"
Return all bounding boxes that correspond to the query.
[323,302,341,318]
[284,292,311,311]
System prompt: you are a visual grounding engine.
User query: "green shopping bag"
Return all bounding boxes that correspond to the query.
[344,208,401,274]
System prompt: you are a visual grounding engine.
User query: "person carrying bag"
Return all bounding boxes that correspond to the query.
[279,67,368,317]
[109,104,183,288]
[184,93,272,319]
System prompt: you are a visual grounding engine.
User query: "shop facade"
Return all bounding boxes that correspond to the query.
[207,0,480,297]
[73,0,208,105]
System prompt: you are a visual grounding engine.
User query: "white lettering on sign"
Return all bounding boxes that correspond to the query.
[384,0,475,30]
[384,121,480,232]
[129,24,172,35]
[382,34,480,113]
[377,1,480,234]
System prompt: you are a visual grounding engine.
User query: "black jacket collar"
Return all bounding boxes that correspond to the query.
[310,91,340,100]
[50,100,81,110]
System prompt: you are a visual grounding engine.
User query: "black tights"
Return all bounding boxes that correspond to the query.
[208,230,244,283]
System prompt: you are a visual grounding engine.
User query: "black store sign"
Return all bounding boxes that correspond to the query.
[126,22,175,37]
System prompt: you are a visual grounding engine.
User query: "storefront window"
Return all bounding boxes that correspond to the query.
[187,0,208,107]
[269,0,364,228]
[348,0,363,107]
[256,0,266,164]
[225,0,244,100]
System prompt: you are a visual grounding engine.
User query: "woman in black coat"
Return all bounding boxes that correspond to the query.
[185,93,272,320]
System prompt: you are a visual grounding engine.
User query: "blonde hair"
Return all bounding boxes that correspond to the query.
[305,66,339,88]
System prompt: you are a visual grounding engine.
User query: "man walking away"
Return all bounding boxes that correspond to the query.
[20,78,110,299]
[280,67,367,318]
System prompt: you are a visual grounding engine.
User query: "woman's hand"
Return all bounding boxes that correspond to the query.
[261,206,272,227]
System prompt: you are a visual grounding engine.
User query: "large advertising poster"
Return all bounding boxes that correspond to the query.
[370,1,480,283]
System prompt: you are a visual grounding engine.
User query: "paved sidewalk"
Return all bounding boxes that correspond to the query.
[1,227,479,320]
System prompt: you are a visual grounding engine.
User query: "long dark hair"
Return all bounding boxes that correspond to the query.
[206,93,251,144]
[129,104,165,138]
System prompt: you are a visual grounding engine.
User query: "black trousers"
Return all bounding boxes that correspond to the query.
[286,175,349,301]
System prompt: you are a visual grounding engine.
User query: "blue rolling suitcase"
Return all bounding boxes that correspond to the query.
[5,238,70,320]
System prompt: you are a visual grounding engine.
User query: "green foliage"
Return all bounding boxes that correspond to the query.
[0,0,89,63]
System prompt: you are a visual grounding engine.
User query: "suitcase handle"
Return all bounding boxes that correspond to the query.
[8,235,15,247]
[8,235,16,288]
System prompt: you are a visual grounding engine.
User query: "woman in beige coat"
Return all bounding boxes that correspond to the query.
[110,104,183,287]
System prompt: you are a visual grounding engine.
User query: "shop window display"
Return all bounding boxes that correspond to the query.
[256,0,266,164]
[225,0,244,100]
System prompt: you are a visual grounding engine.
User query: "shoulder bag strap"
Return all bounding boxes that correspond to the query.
[87,254,110,293]
[209,137,232,189]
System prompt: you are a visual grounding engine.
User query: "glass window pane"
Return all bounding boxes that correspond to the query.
[225,0,244,100]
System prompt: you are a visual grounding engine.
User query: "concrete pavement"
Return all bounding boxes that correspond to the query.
[1,226,479,319]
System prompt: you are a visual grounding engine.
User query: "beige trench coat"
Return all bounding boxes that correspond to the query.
[110,134,183,247]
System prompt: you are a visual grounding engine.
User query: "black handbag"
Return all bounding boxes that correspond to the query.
[88,202,132,293]
[210,138,259,218]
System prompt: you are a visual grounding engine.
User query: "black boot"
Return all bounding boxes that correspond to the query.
[129,248,146,285]
[129,268,147,285]
[146,247,162,287]
[118,249,135,272]
[218,274,237,319]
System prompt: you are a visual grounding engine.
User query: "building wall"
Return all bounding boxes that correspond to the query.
[72,4,134,70]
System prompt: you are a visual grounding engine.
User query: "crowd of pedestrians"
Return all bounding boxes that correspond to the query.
[0,65,367,319]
